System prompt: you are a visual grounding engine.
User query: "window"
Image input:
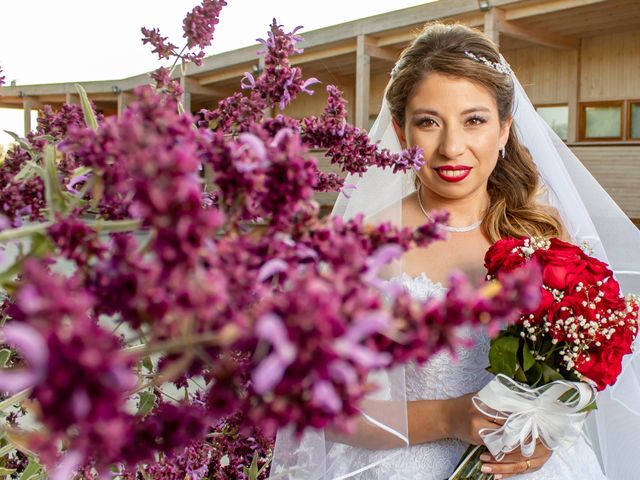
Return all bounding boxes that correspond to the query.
[629,101,640,140]
[536,105,568,141]
[579,101,624,140]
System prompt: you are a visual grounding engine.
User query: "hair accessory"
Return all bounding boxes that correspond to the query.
[464,51,513,75]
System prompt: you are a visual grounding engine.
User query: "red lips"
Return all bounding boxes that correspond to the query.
[434,165,472,183]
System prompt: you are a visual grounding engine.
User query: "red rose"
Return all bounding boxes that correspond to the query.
[484,238,526,275]
[576,347,625,391]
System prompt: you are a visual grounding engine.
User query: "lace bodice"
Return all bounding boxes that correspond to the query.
[345,273,607,480]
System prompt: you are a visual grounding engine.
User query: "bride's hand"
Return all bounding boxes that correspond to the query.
[478,443,552,478]
[444,392,500,445]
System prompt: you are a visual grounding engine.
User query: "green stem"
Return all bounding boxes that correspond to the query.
[86,218,141,233]
[122,329,231,358]
[0,389,30,411]
[0,223,52,243]
[0,444,13,457]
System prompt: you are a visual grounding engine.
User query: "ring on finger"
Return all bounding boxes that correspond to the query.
[525,459,532,470]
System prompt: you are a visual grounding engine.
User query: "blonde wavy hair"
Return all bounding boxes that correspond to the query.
[385,21,564,243]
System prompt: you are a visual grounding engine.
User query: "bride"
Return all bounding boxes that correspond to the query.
[270,22,640,479]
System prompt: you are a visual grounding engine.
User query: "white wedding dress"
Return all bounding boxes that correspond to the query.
[337,272,608,480]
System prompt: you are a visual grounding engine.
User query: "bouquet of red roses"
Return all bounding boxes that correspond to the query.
[450,236,639,480]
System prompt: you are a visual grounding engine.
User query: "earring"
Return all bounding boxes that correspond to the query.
[499,147,505,159]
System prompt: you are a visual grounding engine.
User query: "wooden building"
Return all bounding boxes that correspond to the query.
[1,0,639,223]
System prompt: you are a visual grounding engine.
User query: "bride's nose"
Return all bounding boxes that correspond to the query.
[437,125,466,159]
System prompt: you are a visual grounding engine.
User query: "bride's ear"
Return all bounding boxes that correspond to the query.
[499,115,513,147]
[392,118,408,149]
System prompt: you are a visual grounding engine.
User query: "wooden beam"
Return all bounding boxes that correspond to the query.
[117,92,135,118]
[505,0,606,21]
[494,8,579,50]
[65,93,80,104]
[567,46,581,142]
[355,35,371,130]
[364,42,398,62]
[183,77,224,96]
[23,98,35,134]
[484,9,501,47]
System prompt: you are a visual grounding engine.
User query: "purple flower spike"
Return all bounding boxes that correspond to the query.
[301,77,320,95]
[241,72,256,90]
[366,244,404,278]
[312,380,342,413]
[252,314,297,394]
[257,259,289,282]
[182,0,227,50]
[0,322,48,394]
[51,450,83,480]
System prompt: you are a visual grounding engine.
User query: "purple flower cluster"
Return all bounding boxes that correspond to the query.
[142,0,226,67]
[207,413,272,480]
[0,100,101,227]
[374,261,543,365]
[300,85,424,175]
[0,14,546,480]
[47,214,105,265]
[244,21,319,110]
[0,146,47,226]
[141,27,178,60]
[203,127,318,229]
[150,66,185,101]
[0,66,5,87]
[183,0,227,50]
[205,20,318,133]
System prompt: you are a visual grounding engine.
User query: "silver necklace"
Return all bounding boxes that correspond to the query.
[417,188,483,233]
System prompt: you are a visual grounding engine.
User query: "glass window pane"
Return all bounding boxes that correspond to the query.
[536,106,568,140]
[584,105,621,138]
[631,103,640,139]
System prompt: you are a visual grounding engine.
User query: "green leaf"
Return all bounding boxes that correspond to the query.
[525,361,544,387]
[75,84,98,131]
[137,391,156,416]
[14,160,43,182]
[142,356,154,373]
[3,130,33,153]
[0,468,16,476]
[43,144,69,218]
[522,341,536,371]
[541,363,564,384]
[514,366,528,383]
[19,457,42,480]
[0,233,54,286]
[488,335,519,378]
[0,349,11,368]
[245,452,260,480]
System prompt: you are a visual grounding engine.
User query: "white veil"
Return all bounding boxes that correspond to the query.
[270,66,640,479]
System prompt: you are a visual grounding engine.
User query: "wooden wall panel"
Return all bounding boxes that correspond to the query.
[503,46,571,105]
[569,145,640,218]
[370,72,392,118]
[282,74,355,121]
[581,30,640,101]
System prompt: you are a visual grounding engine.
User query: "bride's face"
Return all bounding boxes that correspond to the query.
[393,72,512,201]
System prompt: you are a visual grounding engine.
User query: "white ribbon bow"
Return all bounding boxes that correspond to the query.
[473,374,596,460]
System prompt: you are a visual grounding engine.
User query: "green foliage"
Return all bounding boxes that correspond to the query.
[75,84,98,131]
[137,391,156,416]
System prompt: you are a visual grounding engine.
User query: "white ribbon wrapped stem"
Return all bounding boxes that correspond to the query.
[473,374,596,460]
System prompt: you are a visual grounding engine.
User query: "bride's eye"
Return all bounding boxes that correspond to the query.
[466,115,487,126]
[416,117,438,128]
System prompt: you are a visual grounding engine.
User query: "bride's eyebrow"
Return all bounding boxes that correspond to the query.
[410,107,491,116]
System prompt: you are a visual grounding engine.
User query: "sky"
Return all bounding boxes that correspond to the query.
[0,0,436,147]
